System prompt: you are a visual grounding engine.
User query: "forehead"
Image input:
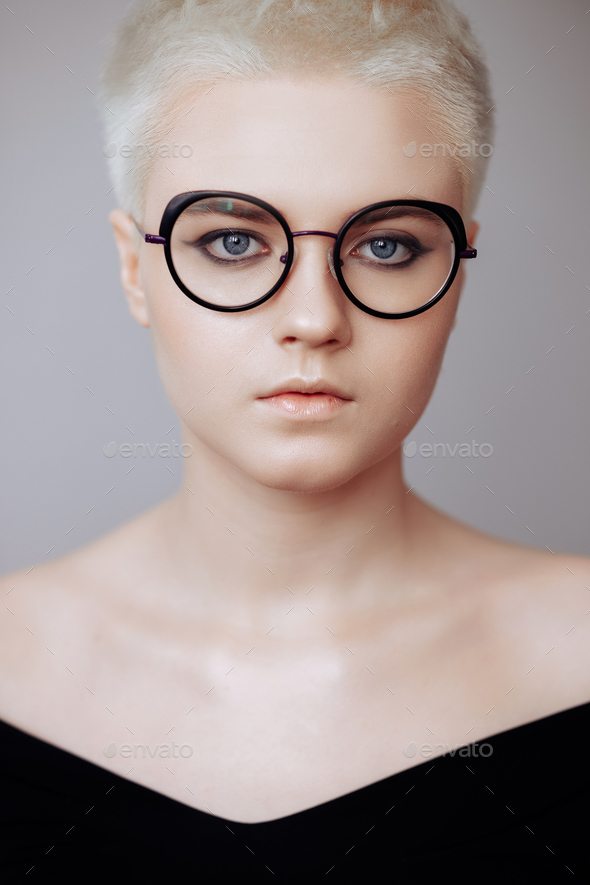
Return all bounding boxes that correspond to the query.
[143,78,465,225]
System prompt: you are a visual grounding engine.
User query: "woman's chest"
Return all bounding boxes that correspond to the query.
[2,620,534,822]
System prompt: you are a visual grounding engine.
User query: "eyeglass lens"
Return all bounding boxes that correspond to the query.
[169,196,456,313]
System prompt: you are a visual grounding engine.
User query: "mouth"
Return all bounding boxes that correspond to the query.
[258,379,353,400]
[257,380,353,418]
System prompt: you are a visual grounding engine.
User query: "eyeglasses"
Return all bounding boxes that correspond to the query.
[134,191,476,320]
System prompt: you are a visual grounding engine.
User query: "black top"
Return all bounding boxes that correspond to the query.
[1,704,589,883]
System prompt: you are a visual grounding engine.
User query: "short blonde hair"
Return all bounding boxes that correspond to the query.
[100,0,494,222]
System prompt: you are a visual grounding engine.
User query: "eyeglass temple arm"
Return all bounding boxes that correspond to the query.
[459,246,477,259]
[131,218,476,258]
[133,219,166,245]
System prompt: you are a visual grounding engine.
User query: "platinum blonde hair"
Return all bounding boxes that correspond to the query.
[100,0,494,223]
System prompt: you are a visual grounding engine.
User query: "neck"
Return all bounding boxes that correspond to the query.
[153,434,428,624]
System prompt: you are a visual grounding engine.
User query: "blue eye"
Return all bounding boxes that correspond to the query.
[361,237,411,263]
[198,229,268,262]
[222,233,251,256]
[370,238,398,259]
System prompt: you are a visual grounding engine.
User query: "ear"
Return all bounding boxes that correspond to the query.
[451,219,480,330]
[466,219,479,249]
[109,209,150,328]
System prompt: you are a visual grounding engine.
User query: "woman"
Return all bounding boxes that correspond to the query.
[1,0,588,879]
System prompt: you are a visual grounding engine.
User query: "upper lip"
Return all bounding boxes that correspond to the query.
[259,378,353,400]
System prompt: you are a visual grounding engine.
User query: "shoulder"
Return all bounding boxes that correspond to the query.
[416,493,590,600]
[490,545,590,695]
[439,507,590,709]
[0,503,171,706]
[411,496,590,710]
[1,497,173,605]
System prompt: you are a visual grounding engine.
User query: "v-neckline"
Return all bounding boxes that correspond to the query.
[1,699,589,827]
[211,699,590,825]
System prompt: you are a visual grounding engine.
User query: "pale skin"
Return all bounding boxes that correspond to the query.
[1,79,589,823]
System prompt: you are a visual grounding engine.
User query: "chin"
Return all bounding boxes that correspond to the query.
[235,449,370,495]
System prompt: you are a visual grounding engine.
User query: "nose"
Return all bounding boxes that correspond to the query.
[271,234,352,351]
[280,230,342,282]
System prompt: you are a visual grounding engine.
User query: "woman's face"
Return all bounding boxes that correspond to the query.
[117,79,477,494]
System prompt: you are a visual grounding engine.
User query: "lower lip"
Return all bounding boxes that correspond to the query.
[259,392,351,417]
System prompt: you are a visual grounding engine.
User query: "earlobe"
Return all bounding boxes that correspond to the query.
[109,209,150,328]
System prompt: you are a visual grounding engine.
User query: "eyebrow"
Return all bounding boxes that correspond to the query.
[180,197,449,229]
[184,199,273,224]
[357,206,447,226]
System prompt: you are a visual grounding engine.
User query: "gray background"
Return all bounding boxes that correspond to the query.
[1,0,589,575]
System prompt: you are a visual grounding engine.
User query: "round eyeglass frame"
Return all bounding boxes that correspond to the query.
[135,190,477,320]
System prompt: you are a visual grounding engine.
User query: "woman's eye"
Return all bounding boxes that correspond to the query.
[206,232,264,260]
[356,237,413,263]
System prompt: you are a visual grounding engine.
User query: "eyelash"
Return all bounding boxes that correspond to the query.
[189,229,426,268]
[350,235,423,268]
[193,229,270,265]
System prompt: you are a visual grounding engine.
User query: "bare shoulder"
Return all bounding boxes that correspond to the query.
[0,501,171,683]
[427,501,590,710]
[484,537,590,670]
[0,498,193,762]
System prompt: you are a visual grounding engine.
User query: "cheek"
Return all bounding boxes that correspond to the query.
[363,281,459,434]
[143,259,274,457]
[143,260,236,415]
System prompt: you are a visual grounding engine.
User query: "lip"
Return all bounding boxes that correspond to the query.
[257,379,353,419]
[259,392,351,418]
[258,379,353,400]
